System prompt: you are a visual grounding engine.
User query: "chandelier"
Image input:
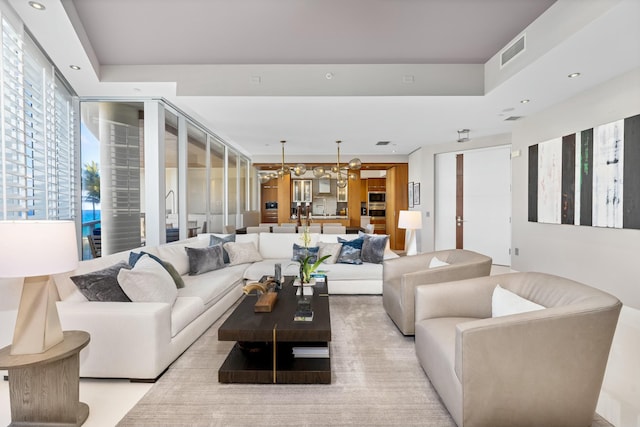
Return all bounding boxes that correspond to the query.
[259,140,361,188]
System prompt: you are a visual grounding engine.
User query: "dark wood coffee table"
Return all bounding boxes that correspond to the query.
[218,276,331,384]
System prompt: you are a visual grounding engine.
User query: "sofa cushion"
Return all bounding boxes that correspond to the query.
[318,242,342,264]
[179,264,247,308]
[224,242,263,265]
[156,237,210,276]
[492,284,545,317]
[170,297,205,338]
[243,258,299,282]
[185,244,226,275]
[117,255,178,305]
[361,234,389,264]
[429,257,450,268]
[70,261,132,302]
[259,232,318,259]
[209,234,235,263]
[129,251,185,288]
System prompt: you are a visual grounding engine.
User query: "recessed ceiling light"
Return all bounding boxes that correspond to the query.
[28,1,45,10]
[69,65,81,70]
[325,72,334,80]
[568,72,581,78]
[520,99,530,104]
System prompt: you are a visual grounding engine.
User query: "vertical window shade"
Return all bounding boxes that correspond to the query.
[0,17,75,220]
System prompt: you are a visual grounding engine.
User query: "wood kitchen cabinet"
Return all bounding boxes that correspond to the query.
[292,179,312,203]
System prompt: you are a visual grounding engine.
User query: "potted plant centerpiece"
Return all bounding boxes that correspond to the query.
[297,226,330,285]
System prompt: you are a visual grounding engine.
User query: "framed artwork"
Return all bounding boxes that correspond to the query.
[413,182,421,205]
[408,182,414,208]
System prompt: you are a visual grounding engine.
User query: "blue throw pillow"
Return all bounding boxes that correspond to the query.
[210,234,236,263]
[292,243,319,263]
[336,245,363,265]
[337,236,365,250]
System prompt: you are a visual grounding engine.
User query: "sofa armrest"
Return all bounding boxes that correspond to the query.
[56,300,173,378]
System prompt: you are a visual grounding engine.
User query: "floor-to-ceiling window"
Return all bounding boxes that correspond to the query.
[227,150,238,228]
[186,122,207,237]
[80,102,144,258]
[209,138,225,233]
[164,110,180,241]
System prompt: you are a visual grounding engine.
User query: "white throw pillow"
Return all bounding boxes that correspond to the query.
[117,255,178,305]
[492,284,545,317]
[223,242,264,265]
[318,242,342,264]
[429,256,450,268]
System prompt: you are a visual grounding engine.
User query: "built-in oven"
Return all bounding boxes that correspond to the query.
[368,192,385,203]
[368,209,386,217]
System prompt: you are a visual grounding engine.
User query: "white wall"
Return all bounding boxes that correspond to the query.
[510,67,640,426]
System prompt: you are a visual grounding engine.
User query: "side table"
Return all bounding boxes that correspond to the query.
[0,330,90,427]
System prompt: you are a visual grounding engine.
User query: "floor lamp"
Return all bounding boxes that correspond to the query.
[398,210,422,256]
[0,221,92,427]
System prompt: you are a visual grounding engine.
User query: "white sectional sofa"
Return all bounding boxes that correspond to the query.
[39,231,393,380]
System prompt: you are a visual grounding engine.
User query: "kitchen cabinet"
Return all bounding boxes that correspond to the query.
[292,180,312,202]
[337,185,348,202]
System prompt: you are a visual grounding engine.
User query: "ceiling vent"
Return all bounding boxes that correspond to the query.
[376,141,390,146]
[504,116,523,121]
[500,34,526,68]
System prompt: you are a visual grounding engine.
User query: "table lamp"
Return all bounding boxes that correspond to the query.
[0,220,78,355]
[398,210,422,256]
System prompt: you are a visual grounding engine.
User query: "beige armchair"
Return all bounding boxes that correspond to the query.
[414,272,621,427]
[382,249,492,334]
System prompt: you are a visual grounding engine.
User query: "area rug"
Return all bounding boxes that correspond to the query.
[118,296,612,427]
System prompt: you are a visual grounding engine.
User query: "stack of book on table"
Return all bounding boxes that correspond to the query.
[292,346,329,358]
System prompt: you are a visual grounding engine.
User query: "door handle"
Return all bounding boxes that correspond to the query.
[456,216,467,227]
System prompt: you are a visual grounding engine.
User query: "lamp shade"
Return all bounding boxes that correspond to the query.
[398,210,422,230]
[0,220,78,278]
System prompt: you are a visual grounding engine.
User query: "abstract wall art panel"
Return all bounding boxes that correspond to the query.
[623,114,640,229]
[528,113,640,230]
[593,119,624,228]
[537,138,562,224]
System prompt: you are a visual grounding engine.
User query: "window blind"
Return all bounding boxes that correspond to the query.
[0,17,75,220]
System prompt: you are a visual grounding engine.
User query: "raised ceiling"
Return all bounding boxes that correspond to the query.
[8,0,640,161]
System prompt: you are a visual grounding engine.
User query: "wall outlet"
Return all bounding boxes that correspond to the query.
[425,211,430,217]
[514,248,519,256]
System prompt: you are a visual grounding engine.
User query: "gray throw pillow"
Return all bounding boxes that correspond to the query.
[361,234,389,264]
[210,234,236,263]
[71,261,132,302]
[129,251,185,288]
[337,245,363,265]
[185,244,226,275]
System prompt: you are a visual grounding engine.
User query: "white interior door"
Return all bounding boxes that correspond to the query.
[435,152,457,251]
[435,145,511,266]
